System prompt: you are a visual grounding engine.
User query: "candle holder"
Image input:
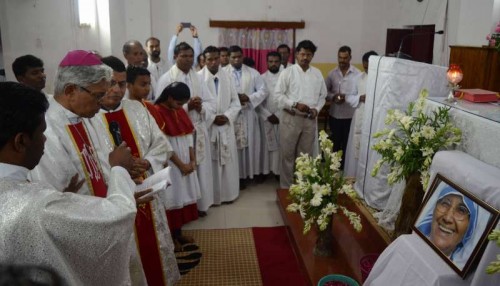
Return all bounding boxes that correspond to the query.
[446,64,463,103]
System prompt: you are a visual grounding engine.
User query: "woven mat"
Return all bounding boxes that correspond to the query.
[177,228,263,286]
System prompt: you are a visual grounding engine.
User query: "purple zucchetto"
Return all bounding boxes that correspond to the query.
[59,50,102,67]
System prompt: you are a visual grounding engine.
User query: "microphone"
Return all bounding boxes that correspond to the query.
[109,121,122,146]
[395,30,444,59]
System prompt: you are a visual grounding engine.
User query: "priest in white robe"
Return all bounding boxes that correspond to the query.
[223,45,268,185]
[344,51,378,178]
[156,42,216,213]
[0,82,138,286]
[93,56,180,285]
[198,46,241,205]
[257,51,282,176]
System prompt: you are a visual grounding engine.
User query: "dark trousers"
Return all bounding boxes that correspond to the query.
[328,116,352,170]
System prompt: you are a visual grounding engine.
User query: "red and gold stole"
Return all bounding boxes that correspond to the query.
[103,108,169,286]
[102,109,142,159]
[66,121,107,197]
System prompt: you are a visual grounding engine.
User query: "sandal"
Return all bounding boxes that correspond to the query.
[176,235,195,244]
[177,259,200,272]
[175,252,202,260]
[174,243,200,253]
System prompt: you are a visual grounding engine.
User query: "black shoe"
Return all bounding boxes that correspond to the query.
[198,210,207,217]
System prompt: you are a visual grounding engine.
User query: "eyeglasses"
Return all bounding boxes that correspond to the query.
[436,197,470,221]
[77,85,106,101]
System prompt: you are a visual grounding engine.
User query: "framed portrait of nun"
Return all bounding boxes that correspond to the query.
[413,173,499,278]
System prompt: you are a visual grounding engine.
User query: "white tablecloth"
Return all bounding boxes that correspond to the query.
[355,56,448,210]
[365,151,500,286]
[426,98,500,169]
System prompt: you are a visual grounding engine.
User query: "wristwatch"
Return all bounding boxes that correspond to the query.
[292,102,298,109]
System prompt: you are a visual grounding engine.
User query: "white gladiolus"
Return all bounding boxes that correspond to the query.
[371,88,461,188]
[287,129,363,235]
[311,183,321,194]
[400,116,413,129]
[421,125,436,139]
[310,195,322,207]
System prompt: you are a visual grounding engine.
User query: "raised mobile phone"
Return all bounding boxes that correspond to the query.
[181,22,191,28]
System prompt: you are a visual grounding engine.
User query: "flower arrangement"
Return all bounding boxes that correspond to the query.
[371,89,462,189]
[286,130,362,234]
[486,229,500,274]
[486,22,500,51]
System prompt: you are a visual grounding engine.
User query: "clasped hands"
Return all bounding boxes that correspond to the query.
[64,142,154,206]
[238,93,250,106]
[294,102,318,119]
[187,96,202,113]
[214,115,229,126]
[333,93,346,104]
[179,160,196,176]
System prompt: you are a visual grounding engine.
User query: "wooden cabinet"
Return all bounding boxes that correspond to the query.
[449,46,500,92]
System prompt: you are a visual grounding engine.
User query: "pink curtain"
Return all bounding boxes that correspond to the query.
[218,28,294,73]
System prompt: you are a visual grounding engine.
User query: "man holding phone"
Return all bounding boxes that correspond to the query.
[167,23,203,69]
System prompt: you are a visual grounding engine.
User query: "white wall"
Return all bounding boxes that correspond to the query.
[493,0,500,30]
[456,0,495,45]
[1,0,498,93]
[150,0,399,63]
[0,0,105,92]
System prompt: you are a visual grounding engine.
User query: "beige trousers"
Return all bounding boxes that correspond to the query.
[279,111,317,189]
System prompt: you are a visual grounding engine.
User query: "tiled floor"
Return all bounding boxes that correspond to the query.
[183,176,284,230]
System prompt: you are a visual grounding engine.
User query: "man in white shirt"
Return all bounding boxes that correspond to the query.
[274,40,327,189]
[223,45,268,188]
[0,81,138,286]
[146,37,171,82]
[198,46,241,205]
[257,51,282,177]
[167,23,203,68]
[325,45,361,169]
